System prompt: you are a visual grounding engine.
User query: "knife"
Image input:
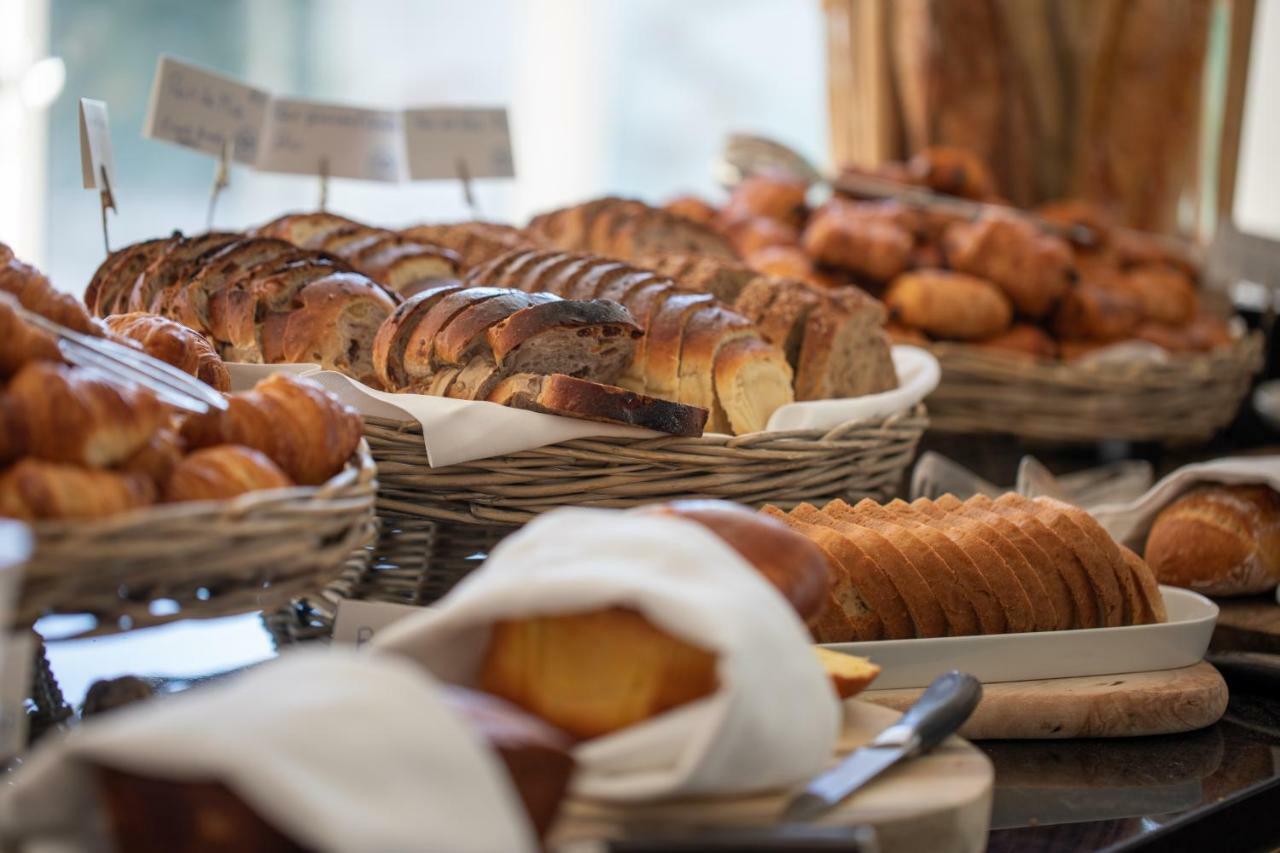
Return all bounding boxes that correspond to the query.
[782,670,982,822]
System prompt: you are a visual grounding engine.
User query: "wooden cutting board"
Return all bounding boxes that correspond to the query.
[551,700,993,853]
[861,661,1227,740]
[1212,596,1280,654]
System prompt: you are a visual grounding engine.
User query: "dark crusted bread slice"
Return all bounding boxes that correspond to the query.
[255,212,360,248]
[487,299,640,385]
[262,274,396,382]
[595,269,661,304]
[320,226,394,261]
[755,279,820,368]
[516,252,587,296]
[639,291,715,398]
[553,259,629,300]
[435,291,555,366]
[219,259,348,362]
[712,336,795,434]
[356,237,459,295]
[486,373,707,437]
[206,253,345,343]
[635,254,758,303]
[402,287,510,381]
[86,237,177,318]
[168,237,299,334]
[462,248,540,289]
[372,281,467,390]
[128,232,240,314]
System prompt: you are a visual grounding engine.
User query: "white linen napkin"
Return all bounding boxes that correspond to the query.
[0,649,537,853]
[226,345,938,467]
[372,507,841,802]
[1089,456,1280,550]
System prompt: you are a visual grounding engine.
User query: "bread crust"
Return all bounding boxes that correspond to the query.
[487,373,708,437]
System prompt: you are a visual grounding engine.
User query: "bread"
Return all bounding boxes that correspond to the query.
[1116,265,1197,326]
[371,282,467,389]
[180,374,362,485]
[486,373,708,437]
[2,362,168,468]
[0,258,99,335]
[166,237,300,333]
[128,232,241,314]
[721,216,802,258]
[526,197,738,262]
[813,647,881,699]
[942,216,1072,318]
[764,493,1162,641]
[118,428,185,487]
[641,500,832,625]
[478,606,719,739]
[746,245,817,281]
[104,313,231,391]
[164,445,293,502]
[712,336,794,433]
[801,208,913,282]
[0,459,155,520]
[1052,282,1142,342]
[885,269,1012,340]
[0,292,60,377]
[972,324,1056,360]
[440,687,575,838]
[402,222,535,271]
[906,146,996,200]
[720,175,809,228]
[255,211,362,248]
[1145,484,1280,596]
[662,195,719,226]
[86,236,179,318]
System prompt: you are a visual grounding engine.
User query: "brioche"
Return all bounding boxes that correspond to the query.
[164,445,293,502]
[104,313,231,391]
[0,459,155,520]
[180,374,361,485]
[1145,484,1280,596]
[885,270,1012,340]
[478,607,719,740]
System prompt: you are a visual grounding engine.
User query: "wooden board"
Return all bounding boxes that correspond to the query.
[550,700,992,853]
[861,662,1227,740]
[1211,596,1280,654]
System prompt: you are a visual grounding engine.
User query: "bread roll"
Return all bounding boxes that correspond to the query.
[0,459,155,520]
[972,324,1056,360]
[720,175,809,228]
[164,445,293,502]
[1052,282,1143,342]
[1145,485,1280,596]
[479,607,719,740]
[1117,265,1197,326]
[801,210,913,282]
[943,216,1072,318]
[906,146,996,200]
[885,270,1012,340]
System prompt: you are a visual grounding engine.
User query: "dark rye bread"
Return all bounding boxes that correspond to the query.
[991,493,1101,628]
[789,503,915,639]
[128,232,240,313]
[374,283,466,389]
[831,499,981,636]
[761,505,879,642]
[916,497,1055,632]
[880,499,1007,633]
[487,373,707,437]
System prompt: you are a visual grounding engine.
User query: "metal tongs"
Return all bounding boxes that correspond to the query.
[18,307,227,414]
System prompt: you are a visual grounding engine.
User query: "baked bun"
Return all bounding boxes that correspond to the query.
[1145,484,1280,596]
[164,445,293,502]
[885,269,1012,340]
[479,606,719,740]
[640,499,831,625]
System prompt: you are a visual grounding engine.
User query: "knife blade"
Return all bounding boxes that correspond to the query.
[782,670,982,822]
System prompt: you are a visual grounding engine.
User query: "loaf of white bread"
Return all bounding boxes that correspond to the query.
[765,493,1166,642]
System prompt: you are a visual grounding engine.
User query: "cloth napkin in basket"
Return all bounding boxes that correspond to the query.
[372,507,841,802]
[0,649,537,853]
[226,345,938,468]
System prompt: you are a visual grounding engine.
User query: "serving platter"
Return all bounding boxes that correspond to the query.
[825,587,1217,690]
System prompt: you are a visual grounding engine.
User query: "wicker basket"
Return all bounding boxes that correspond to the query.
[925,332,1265,443]
[315,407,925,611]
[13,441,379,637]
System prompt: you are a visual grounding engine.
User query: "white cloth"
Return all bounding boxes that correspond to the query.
[0,649,536,853]
[373,508,840,802]
[226,346,938,467]
[1089,456,1280,550]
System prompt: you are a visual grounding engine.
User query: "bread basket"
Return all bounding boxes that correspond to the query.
[13,441,378,638]
[924,331,1264,443]
[265,407,927,645]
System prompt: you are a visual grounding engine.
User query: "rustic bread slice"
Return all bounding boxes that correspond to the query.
[372,282,467,390]
[711,336,795,434]
[754,279,820,369]
[904,498,1038,634]
[1121,546,1167,623]
[554,260,628,300]
[529,254,597,296]
[401,222,533,271]
[255,212,360,248]
[831,499,981,636]
[1037,498,1143,626]
[989,494,1100,629]
[634,254,758,303]
[881,499,1007,633]
[512,252,581,296]
[789,503,915,639]
[357,239,459,295]
[487,373,708,436]
[676,307,757,425]
[1027,498,1126,627]
[402,287,510,381]
[409,366,461,397]
[805,506,949,638]
[205,251,334,342]
[170,237,298,333]
[596,270,661,304]
[641,292,716,399]
[446,353,504,400]
[731,275,784,327]
[931,495,1058,631]
[87,237,177,318]
[796,296,897,401]
[617,282,677,390]
[964,495,1076,630]
[464,248,542,289]
[761,506,873,642]
[321,226,393,261]
[219,259,346,362]
[263,274,395,381]
[435,292,557,366]
[488,300,640,386]
[128,232,240,313]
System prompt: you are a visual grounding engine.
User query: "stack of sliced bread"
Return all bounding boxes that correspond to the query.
[87,234,398,383]
[401,222,536,272]
[526,196,739,263]
[372,283,707,436]
[256,212,460,298]
[764,494,1166,643]
[464,249,795,433]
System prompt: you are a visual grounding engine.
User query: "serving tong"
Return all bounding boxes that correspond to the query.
[17,306,226,414]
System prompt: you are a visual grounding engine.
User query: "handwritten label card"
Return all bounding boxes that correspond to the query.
[78,98,117,191]
[143,55,269,164]
[256,98,407,182]
[331,599,425,646]
[404,107,514,180]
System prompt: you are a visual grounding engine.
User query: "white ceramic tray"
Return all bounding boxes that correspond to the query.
[824,586,1218,689]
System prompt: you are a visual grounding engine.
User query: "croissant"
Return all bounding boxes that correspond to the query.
[2,362,169,468]
[0,292,61,377]
[180,374,361,485]
[118,428,186,487]
[164,445,293,502]
[0,258,98,335]
[104,313,231,391]
[0,458,155,520]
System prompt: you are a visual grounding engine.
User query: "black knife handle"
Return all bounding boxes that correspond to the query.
[880,670,982,755]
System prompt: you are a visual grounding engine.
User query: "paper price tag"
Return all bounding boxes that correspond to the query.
[256,98,407,182]
[78,98,117,191]
[331,600,425,647]
[404,107,514,180]
[143,55,270,164]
